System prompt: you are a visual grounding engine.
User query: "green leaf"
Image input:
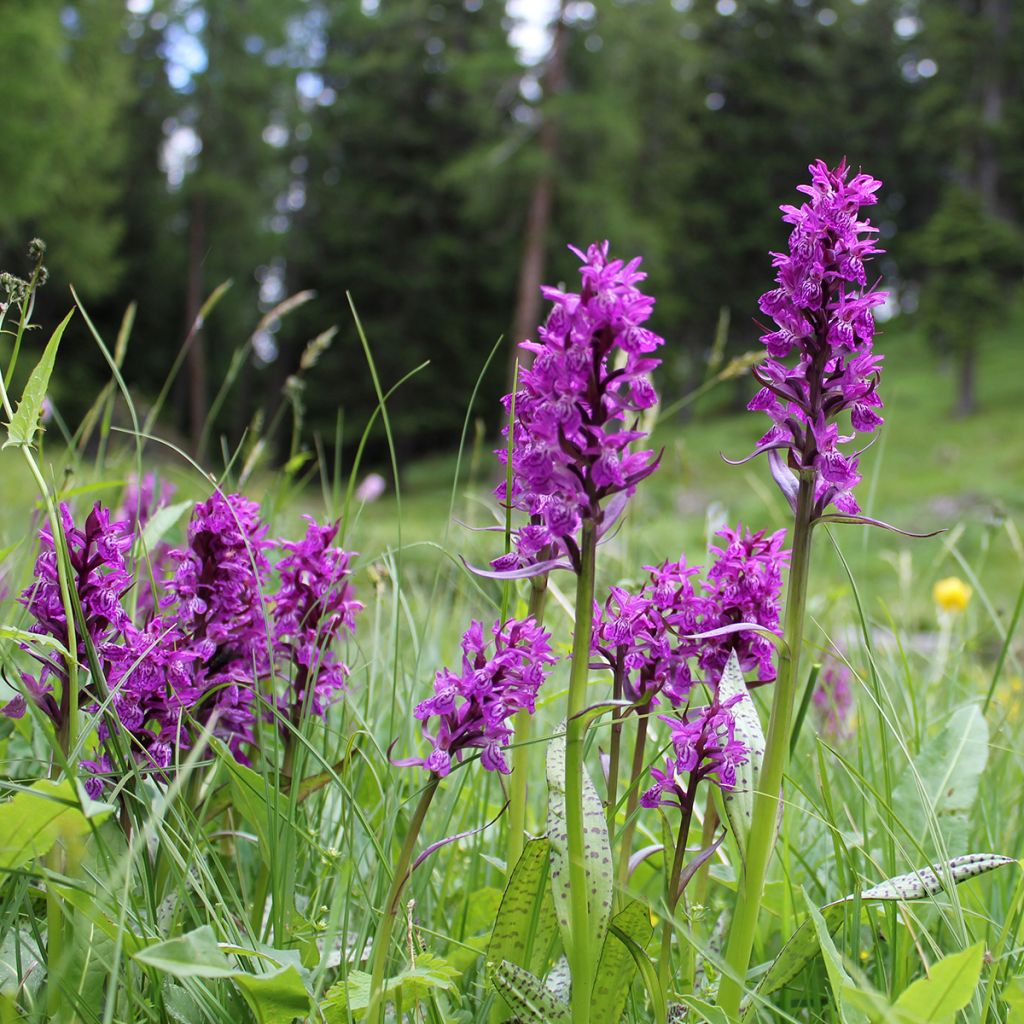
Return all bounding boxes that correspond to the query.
[1003,976,1024,1024]
[490,960,569,1023]
[744,855,1015,1017]
[4,310,74,447]
[323,953,459,1019]
[591,900,654,1024]
[233,964,312,1024]
[487,837,558,980]
[804,891,868,1024]
[211,739,290,856]
[893,942,985,1023]
[545,729,614,958]
[715,651,766,863]
[133,925,235,978]
[892,704,988,858]
[0,779,113,871]
[679,995,731,1024]
[139,499,192,552]
[0,625,69,659]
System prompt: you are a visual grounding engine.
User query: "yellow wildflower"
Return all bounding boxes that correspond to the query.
[933,576,972,613]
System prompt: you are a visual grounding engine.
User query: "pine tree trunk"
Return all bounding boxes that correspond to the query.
[956,345,978,417]
[508,2,568,384]
[185,192,207,455]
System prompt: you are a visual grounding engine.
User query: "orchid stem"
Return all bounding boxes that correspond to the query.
[717,473,815,1020]
[566,520,598,1024]
[615,706,649,898]
[367,776,440,1024]
[507,575,549,875]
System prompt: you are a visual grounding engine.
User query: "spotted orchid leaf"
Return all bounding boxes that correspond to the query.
[487,838,558,983]
[591,900,654,1024]
[546,730,614,961]
[742,854,1018,1017]
[715,650,766,864]
[490,960,569,1023]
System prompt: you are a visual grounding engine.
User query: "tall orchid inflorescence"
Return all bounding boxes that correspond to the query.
[490,242,663,577]
[747,159,886,516]
[3,491,362,794]
[408,617,556,777]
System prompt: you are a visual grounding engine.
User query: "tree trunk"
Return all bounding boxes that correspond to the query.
[507,2,568,385]
[955,345,978,418]
[185,192,207,455]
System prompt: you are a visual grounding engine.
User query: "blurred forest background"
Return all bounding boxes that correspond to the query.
[3,0,1022,465]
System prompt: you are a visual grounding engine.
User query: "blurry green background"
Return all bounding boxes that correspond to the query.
[1,0,1022,598]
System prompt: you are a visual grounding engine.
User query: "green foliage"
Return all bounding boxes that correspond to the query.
[324,953,459,1020]
[4,311,74,449]
[0,779,112,871]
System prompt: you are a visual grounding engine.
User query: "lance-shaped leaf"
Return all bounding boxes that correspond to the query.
[487,838,558,980]
[891,704,989,860]
[545,956,571,1004]
[591,901,654,1024]
[892,941,985,1023]
[804,892,868,1024]
[813,513,944,539]
[0,779,113,871]
[715,651,766,864]
[490,960,569,1023]
[546,730,614,958]
[743,853,1017,1017]
[4,310,74,448]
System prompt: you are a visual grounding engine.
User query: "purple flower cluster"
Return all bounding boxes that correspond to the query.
[748,160,887,515]
[410,617,556,777]
[118,472,177,618]
[640,694,749,808]
[273,518,363,718]
[592,525,789,708]
[698,526,789,684]
[492,242,663,575]
[812,654,854,739]
[4,491,362,794]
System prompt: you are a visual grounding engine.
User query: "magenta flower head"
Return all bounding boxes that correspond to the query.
[163,492,274,761]
[640,693,748,809]
[408,617,557,777]
[490,242,663,576]
[812,654,854,740]
[5,503,134,727]
[746,160,887,516]
[272,517,363,718]
[698,525,790,685]
[592,558,710,708]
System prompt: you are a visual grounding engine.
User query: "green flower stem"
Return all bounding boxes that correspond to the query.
[367,776,440,1024]
[659,773,699,998]
[606,653,625,839]
[507,575,549,875]
[566,520,598,1024]
[717,473,815,1021]
[614,705,650,898]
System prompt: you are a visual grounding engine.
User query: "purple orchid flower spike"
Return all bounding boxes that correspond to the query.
[476,242,664,580]
[407,616,557,776]
[741,159,888,518]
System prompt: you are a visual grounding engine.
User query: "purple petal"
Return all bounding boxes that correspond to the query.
[461,555,573,580]
[767,449,799,514]
[411,799,509,874]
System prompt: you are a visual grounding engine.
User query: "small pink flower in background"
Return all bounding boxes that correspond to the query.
[355,472,386,503]
[812,655,854,740]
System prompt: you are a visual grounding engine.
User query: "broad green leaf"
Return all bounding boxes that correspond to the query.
[546,730,613,958]
[715,651,766,863]
[490,960,569,1023]
[139,500,193,552]
[5,310,74,447]
[233,964,312,1024]
[162,982,207,1024]
[804,892,868,1024]
[893,942,984,1023]
[591,900,654,1024]
[52,882,150,956]
[892,704,988,858]
[211,739,290,855]
[487,838,558,981]
[133,925,235,978]
[1003,976,1024,1024]
[744,854,1015,1017]
[323,953,459,1019]
[0,779,113,871]
[679,995,731,1023]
